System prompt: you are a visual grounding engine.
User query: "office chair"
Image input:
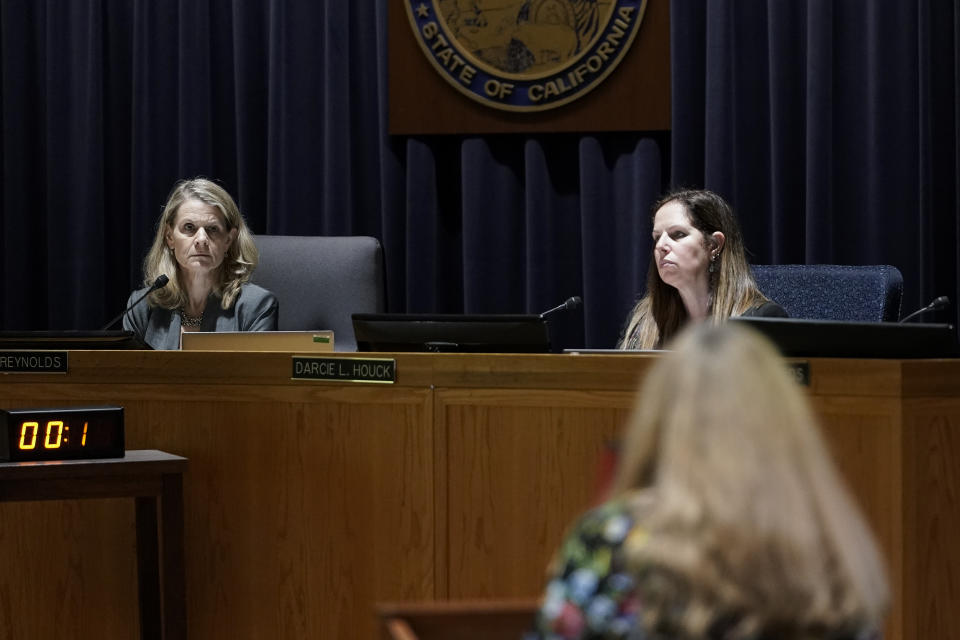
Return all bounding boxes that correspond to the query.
[251,235,386,350]
[750,264,903,322]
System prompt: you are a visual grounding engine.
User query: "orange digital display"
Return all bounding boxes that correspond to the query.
[17,420,72,450]
[1,407,124,462]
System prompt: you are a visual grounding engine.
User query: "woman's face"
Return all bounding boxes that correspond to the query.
[652,201,716,292]
[165,199,237,276]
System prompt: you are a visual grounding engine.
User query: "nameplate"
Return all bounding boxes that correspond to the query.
[292,356,396,384]
[787,362,810,386]
[0,351,68,373]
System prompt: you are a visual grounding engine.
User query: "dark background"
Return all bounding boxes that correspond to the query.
[1,0,956,348]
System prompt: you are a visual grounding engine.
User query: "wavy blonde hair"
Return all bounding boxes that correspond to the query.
[612,324,889,638]
[142,178,258,310]
[619,189,771,349]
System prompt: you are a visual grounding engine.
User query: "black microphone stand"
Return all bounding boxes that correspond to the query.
[899,296,950,323]
[540,296,583,320]
[101,275,170,331]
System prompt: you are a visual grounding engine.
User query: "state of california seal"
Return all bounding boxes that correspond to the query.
[404,0,647,112]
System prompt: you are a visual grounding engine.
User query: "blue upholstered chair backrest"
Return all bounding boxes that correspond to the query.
[251,235,386,350]
[750,264,903,322]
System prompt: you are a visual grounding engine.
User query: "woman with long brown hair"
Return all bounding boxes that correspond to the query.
[619,189,785,349]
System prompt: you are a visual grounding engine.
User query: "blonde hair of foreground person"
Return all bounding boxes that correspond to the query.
[142,177,259,311]
[612,324,889,638]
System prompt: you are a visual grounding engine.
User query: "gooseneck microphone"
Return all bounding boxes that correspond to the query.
[100,275,170,330]
[540,296,583,320]
[899,295,950,323]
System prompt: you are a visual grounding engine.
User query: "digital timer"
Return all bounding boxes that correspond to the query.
[0,406,124,462]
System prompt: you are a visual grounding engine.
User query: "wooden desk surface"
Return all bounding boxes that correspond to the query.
[0,449,187,480]
[0,351,956,640]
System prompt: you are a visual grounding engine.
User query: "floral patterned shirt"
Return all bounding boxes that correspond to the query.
[529,496,645,640]
[527,495,881,640]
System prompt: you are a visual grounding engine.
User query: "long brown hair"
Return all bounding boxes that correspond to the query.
[619,189,769,349]
[613,324,889,638]
[142,178,259,310]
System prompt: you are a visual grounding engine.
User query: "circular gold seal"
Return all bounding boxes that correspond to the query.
[405,0,647,112]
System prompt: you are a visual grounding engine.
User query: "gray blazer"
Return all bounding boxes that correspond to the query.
[122,283,278,350]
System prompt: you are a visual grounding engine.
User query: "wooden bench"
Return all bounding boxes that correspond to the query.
[378,599,540,640]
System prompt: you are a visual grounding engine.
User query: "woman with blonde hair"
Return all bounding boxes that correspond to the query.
[123,177,278,349]
[619,189,785,350]
[532,324,889,639]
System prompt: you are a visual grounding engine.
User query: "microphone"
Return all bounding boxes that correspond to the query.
[540,296,582,320]
[100,275,170,330]
[899,295,950,323]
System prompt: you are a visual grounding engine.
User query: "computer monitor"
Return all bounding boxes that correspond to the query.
[351,313,552,353]
[732,317,959,358]
[0,330,151,350]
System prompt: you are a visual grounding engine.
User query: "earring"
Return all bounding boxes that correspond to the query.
[708,254,717,273]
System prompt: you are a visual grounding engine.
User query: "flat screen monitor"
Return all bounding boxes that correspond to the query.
[0,330,151,350]
[732,317,959,358]
[351,313,551,353]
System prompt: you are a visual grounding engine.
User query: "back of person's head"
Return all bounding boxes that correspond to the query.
[613,323,889,638]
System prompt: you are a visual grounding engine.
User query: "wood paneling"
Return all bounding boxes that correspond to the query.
[902,398,960,640]
[0,351,956,639]
[812,396,904,639]
[0,498,139,637]
[437,389,632,598]
[0,376,436,640]
[132,395,436,639]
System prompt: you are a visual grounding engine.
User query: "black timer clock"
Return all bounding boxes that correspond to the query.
[0,406,125,462]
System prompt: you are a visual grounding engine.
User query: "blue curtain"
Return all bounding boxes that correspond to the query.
[1,0,957,345]
[0,0,662,348]
[671,0,960,323]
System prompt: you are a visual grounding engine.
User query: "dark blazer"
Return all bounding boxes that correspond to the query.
[122,283,278,350]
[740,301,789,318]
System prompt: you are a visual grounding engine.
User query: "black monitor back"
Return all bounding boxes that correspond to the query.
[733,317,959,358]
[351,313,551,353]
[0,331,150,350]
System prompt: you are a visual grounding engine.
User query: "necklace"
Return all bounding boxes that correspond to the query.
[180,309,204,327]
